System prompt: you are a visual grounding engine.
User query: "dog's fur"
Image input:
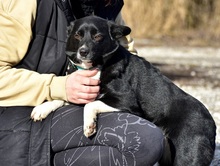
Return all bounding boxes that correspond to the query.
[31,16,216,165]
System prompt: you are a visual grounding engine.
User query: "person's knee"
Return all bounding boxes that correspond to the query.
[133,124,164,165]
[96,113,165,165]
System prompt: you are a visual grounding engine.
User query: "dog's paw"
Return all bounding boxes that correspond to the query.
[83,118,97,138]
[31,104,51,121]
[83,102,99,137]
[31,100,65,121]
[83,100,119,137]
[31,109,45,121]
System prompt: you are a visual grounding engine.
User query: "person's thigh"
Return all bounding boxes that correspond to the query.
[54,146,123,165]
[51,105,164,166]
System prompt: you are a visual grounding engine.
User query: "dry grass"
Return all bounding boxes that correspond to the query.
[122,0,220,46]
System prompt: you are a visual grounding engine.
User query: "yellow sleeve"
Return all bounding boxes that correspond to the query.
[0,0,67,106]
[115,12,138,55]
[0,0,36,66]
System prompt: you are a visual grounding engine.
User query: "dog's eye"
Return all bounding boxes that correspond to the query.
[74,33,82,40]
[93,34,103,42]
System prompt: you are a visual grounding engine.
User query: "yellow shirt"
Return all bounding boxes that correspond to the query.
[0,0,136,106]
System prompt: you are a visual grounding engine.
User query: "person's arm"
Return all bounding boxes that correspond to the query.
[0,0,69,106]
[115,12,137,55]
[0,0,100,106]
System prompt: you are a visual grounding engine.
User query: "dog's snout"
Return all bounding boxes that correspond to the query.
[79,48,89,57]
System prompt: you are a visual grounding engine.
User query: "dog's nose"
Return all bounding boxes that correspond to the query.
[79,48,89,57]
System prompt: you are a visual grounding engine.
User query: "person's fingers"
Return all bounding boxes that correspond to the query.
[79,76,100,86]
[75,92,98,100]
[79,84,100,93]
[77,69,99,77]
[75,70,100,86]
[65,70,101,104]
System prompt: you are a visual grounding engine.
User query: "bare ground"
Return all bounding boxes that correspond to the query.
[136,41,220,165]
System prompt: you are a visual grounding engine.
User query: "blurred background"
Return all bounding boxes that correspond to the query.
[122,0,220,46]
[121,0,220,164]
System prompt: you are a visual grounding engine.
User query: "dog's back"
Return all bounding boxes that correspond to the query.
[100,45,216,165]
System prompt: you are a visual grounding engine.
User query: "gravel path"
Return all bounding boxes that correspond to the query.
[136,45,220,165]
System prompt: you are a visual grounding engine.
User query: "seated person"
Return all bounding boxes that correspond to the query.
[0,0,164,165]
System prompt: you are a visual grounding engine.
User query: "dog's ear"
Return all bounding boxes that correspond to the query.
[66,21,75,38]
[108,21,131,40]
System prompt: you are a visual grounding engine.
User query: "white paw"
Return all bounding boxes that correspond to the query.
[83,116,97,138]
[31,104,52,121]
[31,100,65,121]
[83,100,119,137]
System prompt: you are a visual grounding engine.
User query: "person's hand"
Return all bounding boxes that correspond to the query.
[65,69,100,104]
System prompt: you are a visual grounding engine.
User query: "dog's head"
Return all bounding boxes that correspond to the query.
[66,16,131,69]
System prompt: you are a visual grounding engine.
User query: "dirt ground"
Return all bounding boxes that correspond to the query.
[135,40,220,165]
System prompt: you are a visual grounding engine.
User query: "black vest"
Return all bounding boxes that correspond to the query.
[16,0,123,76]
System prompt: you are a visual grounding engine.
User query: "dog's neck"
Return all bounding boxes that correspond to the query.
[67,57,101,80]
[102,43,119,59]
[68,58,102,70]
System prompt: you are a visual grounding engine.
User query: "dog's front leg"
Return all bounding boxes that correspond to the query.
[31,100,65,121]
[83,100,119,137]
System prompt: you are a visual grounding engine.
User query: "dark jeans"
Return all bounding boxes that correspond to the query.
[51,105,164,166]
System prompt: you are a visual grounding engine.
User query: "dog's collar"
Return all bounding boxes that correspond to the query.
[102,43,119,58]
[75,65,87,70]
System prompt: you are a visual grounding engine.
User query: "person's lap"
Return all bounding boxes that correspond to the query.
[51,105,164,166]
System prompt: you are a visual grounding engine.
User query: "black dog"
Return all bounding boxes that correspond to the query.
[33,16,216,165]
